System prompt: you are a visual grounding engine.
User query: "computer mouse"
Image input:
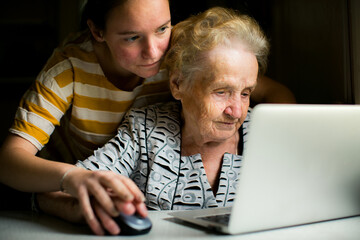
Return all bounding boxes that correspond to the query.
[112,212,152,235]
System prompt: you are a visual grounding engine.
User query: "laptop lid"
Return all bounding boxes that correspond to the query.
[169,104,360,234]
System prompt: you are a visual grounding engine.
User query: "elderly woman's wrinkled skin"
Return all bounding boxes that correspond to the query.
[174,42,257,148]
[171,41,258,190]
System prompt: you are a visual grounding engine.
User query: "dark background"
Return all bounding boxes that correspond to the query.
[0,0,358,210]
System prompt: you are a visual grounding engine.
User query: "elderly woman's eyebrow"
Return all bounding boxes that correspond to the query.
[210,81,257,90]
[248,83,257,91]
[210,83,231,91]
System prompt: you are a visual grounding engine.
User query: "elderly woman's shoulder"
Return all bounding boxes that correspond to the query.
[122,101,181,133]
[127,101,181,119]
[135,101,179,111]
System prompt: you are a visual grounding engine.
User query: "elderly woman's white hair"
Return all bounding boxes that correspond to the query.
[163,6,269,88]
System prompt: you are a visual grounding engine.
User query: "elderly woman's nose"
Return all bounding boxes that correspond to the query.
[224,96,243,119]
[142,37,158,59]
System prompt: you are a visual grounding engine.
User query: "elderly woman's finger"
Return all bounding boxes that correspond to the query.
[135,201,148,218]
[113,198,137,215]
[77,186,104,236]
[112,197,148,218]
[93,199,120,235]
[86,176,119,216]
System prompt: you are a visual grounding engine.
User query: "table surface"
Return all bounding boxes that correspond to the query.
[1,210,360,240]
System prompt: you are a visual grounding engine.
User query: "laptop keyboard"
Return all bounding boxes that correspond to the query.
[197,213,231,225]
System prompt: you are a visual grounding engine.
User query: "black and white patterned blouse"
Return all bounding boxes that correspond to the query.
[76,101,251,210]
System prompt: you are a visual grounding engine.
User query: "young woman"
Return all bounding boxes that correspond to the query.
[0,0,172,231]
[0,0,172,193]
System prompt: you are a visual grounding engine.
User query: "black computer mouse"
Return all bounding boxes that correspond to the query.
[112,212,152,235]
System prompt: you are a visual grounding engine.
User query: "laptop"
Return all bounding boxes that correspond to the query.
[169,104,360,234]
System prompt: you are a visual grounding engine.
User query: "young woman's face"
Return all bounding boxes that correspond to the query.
[101,0,171,78]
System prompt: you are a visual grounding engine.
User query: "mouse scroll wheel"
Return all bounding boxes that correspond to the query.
[134,218,145,224]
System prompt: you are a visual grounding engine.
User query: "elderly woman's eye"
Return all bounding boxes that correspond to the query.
[241,92,251,97]
[215,91,226,96]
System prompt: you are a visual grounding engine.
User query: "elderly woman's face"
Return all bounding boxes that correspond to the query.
[176,42,258,143]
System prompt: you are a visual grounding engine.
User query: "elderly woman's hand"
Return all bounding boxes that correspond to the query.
[61,168,147,235]
[90,196,148,235]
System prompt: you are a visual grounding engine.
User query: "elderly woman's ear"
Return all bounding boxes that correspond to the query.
[169,72,182,100]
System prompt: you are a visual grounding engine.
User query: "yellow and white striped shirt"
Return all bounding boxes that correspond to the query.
[10,31,171,162]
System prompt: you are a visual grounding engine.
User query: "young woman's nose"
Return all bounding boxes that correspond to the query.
[142,37,158,59]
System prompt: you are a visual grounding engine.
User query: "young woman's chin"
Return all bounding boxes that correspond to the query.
[136,65,162,78]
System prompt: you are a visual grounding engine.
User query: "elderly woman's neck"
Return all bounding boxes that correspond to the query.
[181,130,239,194]
[181,130,239,157]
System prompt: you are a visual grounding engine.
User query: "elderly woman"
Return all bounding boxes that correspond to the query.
[40,7,269,235]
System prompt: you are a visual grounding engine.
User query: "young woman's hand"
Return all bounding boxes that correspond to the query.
[61,168,147,235]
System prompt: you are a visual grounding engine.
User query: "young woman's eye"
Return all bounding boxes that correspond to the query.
[158,25,169,33]
[125,35,139,42]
